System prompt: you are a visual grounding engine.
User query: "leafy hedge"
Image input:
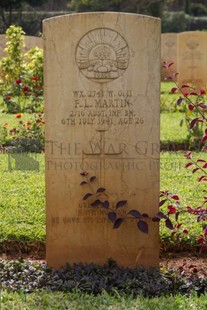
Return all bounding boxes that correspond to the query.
[162,12,207,33]
[0,259,207,297]
[1,11,207,36]
[0,11,71,35]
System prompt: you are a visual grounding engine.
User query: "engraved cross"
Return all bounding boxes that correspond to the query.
[83,129,123,183]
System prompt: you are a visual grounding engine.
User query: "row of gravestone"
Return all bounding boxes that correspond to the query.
[1,31,205,91]
[0,34,43,57]
[162,31,207,90]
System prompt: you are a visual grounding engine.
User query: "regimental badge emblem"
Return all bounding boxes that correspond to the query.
[76,28,129,83]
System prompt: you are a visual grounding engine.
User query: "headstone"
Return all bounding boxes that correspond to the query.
[0,35,6,77]
[0,35,43,60]
[44,13,160,269]
[0,34,43,78]
[177,31,207,90]
[24,36,43,52]
[0,34,6,59]
[161,33,177,80]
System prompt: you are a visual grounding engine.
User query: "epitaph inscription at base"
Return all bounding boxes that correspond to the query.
[44,13,160,269]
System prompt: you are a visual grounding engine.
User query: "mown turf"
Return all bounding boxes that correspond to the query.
[0,106,205,248]
[0,113,32,128]
[0,290,207,310]
[0,75,206,309]
[0,153,45,243]
[160,112,189,143]
[0,151,205,249]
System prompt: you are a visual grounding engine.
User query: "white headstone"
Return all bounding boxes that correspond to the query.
[44,13,160,269]
[161,33,177,80]
[177,31,207,90]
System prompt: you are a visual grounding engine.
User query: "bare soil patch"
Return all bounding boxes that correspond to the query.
[0,242,207,277]
[160,252,207,278]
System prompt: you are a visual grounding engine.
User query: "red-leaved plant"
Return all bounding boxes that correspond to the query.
[80,62,207,253]
[162,61,207,252]
[80,172,175,234]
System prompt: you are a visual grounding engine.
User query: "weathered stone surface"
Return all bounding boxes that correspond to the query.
[177,31,207,90]
[44,13,160,269]
[24,36,43,52]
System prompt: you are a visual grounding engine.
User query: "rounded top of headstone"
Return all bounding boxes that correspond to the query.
[43,12,160,23]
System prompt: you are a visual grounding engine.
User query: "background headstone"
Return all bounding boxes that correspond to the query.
[177,31,207,90]
[44,13,160,269]
[24,36,43,52]
[161,33,177,80]
[0,35,6,77]
[0,35,43,78]
[0,34,6,59]
[0,35,43,60]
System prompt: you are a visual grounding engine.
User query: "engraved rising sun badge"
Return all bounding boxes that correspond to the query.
[76,28,129,83]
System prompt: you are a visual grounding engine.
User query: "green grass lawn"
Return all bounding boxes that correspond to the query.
[161,112,189,143]
[161,82,175,94]
[0,150,205,247]
[0,110,192,144]
[0,112,33,128]
[0,99,205,247]
[1,290,207,310]
[0,86,206,307]
[0,111,191,146]
[0,153,45,243]
[160,151,206,247]
[0,85,205,247]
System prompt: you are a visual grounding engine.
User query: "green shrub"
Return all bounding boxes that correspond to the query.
[1,112,44,152]
[162,12,191,33]
[162,11,207,33]
[190,16,207,31]
[0,25,43,113]
[0,25,26,85]
[25,47,43,88]
[0,11,71,36]
[190,3,207,17]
